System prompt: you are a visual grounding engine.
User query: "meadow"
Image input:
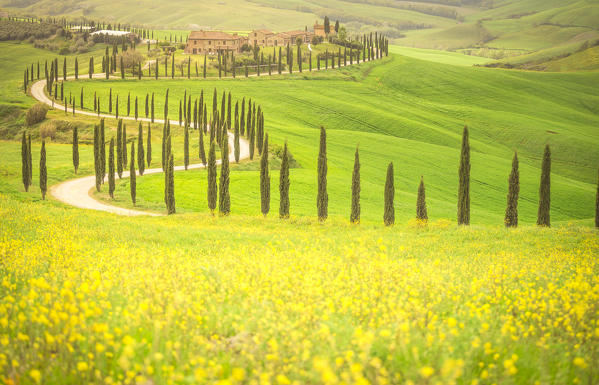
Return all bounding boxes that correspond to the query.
[0,191,598,384]
[55,51,599,224]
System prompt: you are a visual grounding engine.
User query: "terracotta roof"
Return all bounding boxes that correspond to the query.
[188,30,242,40]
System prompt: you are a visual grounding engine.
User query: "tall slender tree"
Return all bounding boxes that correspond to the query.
[93,125,101,191]
[116,120,123,178]
[384,162,395,226]
[219,135,230,215]
[457,125,470,225]
[122,123,127,166]
[199,128,206,166]
[416,176,428,222]
[130,142,136,205]
[260,134,270,216]
[27,135,32,186]
[108,138,115,198]
[207,141,217,213]
[72,126,79,174]
[317,126,328,221]
[166,151,175,214]
[279,142,290,219]
[100,119,106,182]
[504,152,519,227]
[537,144,551,227]
[234,118,240,163]
[350,146,360,223]
[147,123,152,167]
[137,122,145,175]
[21,132,30,192]
[183,126,189,170]
[39,140,47,199]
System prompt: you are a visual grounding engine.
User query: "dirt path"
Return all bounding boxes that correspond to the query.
[30,75,250,216]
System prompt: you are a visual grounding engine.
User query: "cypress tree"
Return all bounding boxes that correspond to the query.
[138,122,145,175]
[100,119,106,182]
[39,140,47,200]
[383,162,395,226]
[94,125,100,191]
[27,135,32,185]
[595,168,599,228]
[80,87,84,109]
[145,94,149,118]
[178,100,182,126]
[184,126,189,170]
[135,96,138,120]
[249,125,255,160]
[89,57,93,79]
[504,152,519,227]
[234,118,240,163]
[116,120,123,178]
[279,141,290,219]
[537,144,551,227]
[108,138,115,198]
[457,125,470,225]
[207,141,217,213]
[147,123,152,167]
[122,123,127,166]
[219,135,230,215]
[121,56,125,79]
[350,146,360,224]
[72,126,79,174]
[127,93,131,116]
[240,98,245,136]
[166,152,175,214]
[109,88,112,113]
[151,93,155,122]
[74,57,78,80]
[260,134,270,216]
[317,126,328,221]
[130,142,136,205]
[416,176,428,222]
[197,123,206,166]
[21,132,29,192]
[203,54,207,78]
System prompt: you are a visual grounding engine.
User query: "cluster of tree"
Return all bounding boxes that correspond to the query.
[19,132,47,200]
[0,18,61,41]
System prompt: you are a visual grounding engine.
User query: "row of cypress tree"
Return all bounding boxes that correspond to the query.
[20,133,46,199]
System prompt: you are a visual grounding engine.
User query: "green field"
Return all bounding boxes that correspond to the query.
[31,51,596,224]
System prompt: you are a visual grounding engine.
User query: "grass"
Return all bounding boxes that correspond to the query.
[0,189,598,384]
[30,52,599,224]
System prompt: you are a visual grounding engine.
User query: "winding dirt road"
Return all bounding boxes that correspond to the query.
[30,75,250,216]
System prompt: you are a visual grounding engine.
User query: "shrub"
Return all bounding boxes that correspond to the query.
[25,104,48,126]
[39,122,56,139]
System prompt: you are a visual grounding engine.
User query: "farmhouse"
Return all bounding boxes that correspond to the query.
[184,30,248,54]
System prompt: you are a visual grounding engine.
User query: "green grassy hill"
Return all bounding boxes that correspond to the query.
[15,51,595,225]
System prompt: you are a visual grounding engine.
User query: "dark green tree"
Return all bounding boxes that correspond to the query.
[130,142,136,205]
[384,162,395,226]
[504,152,519,227]
[234,118,240,163]
[122,123,127,166]
[199,128,206,166]
[39,140,47,199]
[183,126,189,170]
[260,134,270,216]
[137,122,145,175]
[116,120,123,178]
[93,125,101,191]
[416,176,428,221]
[21,132,30,192]
[72,126,79,174]
[219,135,230,215]
[279,141,290,219]
[457,125,470,225]
[27,135,32,186]
[207,141,217,213]
[74,57,78,80]
[166,152,175,214]
[108,138,115,198]
[317,126,328,221]
[147,123,152,167]
[350,146,360,223]
[537,144,551,227]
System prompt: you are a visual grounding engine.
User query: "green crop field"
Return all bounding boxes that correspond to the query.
[1,5,599,385]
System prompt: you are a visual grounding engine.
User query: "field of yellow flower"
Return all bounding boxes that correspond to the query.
[1,194,598,385]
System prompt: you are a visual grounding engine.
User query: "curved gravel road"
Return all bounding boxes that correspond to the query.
[30,75,250,216]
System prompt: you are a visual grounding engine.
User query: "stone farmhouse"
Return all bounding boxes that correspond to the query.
[185,21,336,54]
[184,30,248,54]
